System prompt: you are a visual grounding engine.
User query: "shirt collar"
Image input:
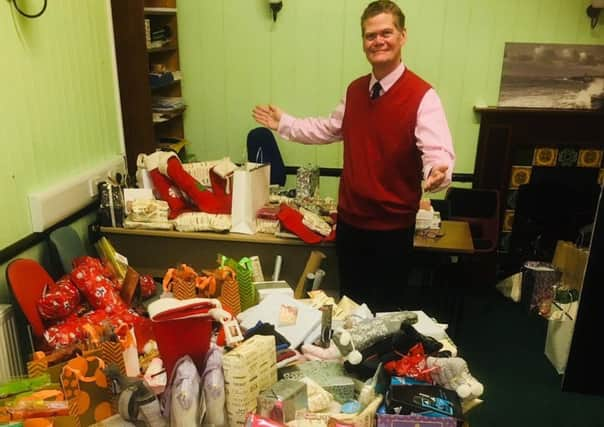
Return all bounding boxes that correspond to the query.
[369,62,405,95]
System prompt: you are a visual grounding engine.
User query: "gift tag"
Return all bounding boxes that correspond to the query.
[222,319,244,346]
[115,251,129,267]
[250,255,265,282]
[279,304,298,326]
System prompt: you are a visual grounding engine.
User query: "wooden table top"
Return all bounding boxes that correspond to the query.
[100,226,333,246]
[102,220,474,254]
[414,220,475,254]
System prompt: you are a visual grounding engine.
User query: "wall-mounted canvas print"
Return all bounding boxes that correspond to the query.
[498,42,604,110]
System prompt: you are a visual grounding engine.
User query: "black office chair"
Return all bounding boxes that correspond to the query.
[247,127,286,186]
[446,187,500,253]
[445,187,501,288]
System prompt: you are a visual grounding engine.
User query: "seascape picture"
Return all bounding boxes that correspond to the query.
[498,42,604,110]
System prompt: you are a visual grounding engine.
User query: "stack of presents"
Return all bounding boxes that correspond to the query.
[1,239,484,427]
[2,149,482,426]
[99,150,336,242]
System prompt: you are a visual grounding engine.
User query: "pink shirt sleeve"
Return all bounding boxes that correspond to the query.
[278,99,345,144]
[416,89,455,191]
[277,89,455,191]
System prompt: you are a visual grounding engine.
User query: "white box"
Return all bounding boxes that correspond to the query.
[255,280,294,301]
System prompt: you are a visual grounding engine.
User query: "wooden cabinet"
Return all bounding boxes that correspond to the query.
[110,0,185,175]
[473,106,604,259]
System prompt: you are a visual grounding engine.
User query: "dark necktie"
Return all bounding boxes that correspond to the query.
[371,81,382,99]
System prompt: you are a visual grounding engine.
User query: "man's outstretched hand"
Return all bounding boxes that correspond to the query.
[252,104,283,131]
[424,164,449,192]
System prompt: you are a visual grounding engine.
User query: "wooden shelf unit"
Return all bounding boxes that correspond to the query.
[110,0,185,175]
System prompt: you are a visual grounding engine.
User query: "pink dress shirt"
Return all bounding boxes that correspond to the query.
[277,62,455,191]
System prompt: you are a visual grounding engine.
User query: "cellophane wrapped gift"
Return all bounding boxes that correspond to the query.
[280,361,355,403]
[98,181,125,228]
[296,164,320,199]
[257,379,308,423]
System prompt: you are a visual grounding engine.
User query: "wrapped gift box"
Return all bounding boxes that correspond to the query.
[280,361,355,403]
[257,379,308,423]
[378,413,457,427]
[320,376,355,404]
[223,335,277,426]
[386,384,463,425]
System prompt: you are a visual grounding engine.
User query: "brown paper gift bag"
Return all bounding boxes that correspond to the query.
[27,348,101,383]
[60,355,114,427]
[552,240,589,291]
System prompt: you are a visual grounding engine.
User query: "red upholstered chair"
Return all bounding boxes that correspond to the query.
[5,258,54,349]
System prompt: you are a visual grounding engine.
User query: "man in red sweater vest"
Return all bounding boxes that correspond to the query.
[252,0,455,311]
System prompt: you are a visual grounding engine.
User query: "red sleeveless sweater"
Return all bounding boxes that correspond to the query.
[339,69,431,230]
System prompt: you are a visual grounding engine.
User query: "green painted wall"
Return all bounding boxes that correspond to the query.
[178,0,603,198]
[0,0,122,249]
[0,0,601,250]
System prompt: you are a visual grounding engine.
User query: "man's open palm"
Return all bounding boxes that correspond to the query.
[252,105,282,131]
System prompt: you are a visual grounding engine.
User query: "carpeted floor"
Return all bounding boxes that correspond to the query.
[449,288,604,427]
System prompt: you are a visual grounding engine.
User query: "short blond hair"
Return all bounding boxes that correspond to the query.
[361,0,405,34]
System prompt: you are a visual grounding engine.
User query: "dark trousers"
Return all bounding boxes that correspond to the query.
[336,219,414,312]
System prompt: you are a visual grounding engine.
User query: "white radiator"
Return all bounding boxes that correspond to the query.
[0,304,24,382]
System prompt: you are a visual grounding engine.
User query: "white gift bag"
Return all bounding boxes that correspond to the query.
[230,162,270,234]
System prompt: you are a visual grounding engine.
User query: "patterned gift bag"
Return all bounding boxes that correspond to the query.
[100,341,126,377]
[27,348,102,383]
[162,264,199,300]
[60,355,114,426]
[222,256,256,311]
[217,265,241,315]
[172,278,197,300]
[234,257,256,311]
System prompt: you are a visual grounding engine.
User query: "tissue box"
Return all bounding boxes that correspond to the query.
[257,379,308,423]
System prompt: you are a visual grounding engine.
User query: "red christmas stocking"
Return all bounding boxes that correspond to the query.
[148,168,189,219]
[166,157,231,214]
[278,204,322,244]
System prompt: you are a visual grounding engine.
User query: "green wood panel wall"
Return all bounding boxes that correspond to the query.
[178,0,602,198]
[0,1,122,249]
